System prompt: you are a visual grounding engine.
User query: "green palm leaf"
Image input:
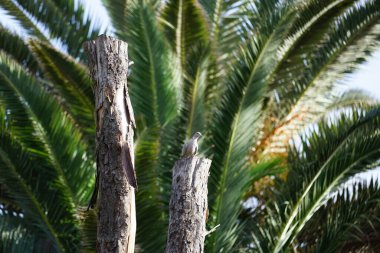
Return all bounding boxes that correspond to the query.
[161,0,209,67]
[101,0,128,38]
[274,0,354,68]
[259,1,380,157]
[0,25,39,72]
[205,2,298,251]
[0,52,94,204]
[0,0,47,40]
[0,130,79,252]
[0,214,36,252]
[272,0,380,120]
[10,0,100,58]
[126,0,178,128]
[307,180,380,253]
[134,128,168,251]
[253,105,380,253]
[245,0,359,160]
[181,44,210,137]
[327,89,379,110]
[199,0,246,55]
[198,0,249,109]
[28,40,95,142]
[76,207,97,253]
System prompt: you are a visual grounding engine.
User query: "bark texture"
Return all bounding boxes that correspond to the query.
[166,156,212,253]
[84,35,136,253]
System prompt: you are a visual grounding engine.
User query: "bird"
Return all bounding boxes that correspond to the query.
[181,132,202,158]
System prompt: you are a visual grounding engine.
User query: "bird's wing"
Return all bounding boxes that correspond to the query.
[122,141,138,190]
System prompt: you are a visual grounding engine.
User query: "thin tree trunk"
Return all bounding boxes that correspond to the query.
[166,156,212,253]
[84,35,136,253]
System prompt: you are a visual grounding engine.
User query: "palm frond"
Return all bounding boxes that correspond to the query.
[0,0,47,40]
[0,214,36,252]
[134,128,169,252]
[0,130,80,252]
[76,207,97,253]
[196,0,258,130]
[303,180,380,253]
[269,0,356,89]
[126,0,178,128]
[101,0,127,38]
[277,0,380,117]
[339,208,380,253]
[253,105,380,253]
[204,2,298,251]
[0,184,20,212]
[11,0,100,58]
[160,0,209,67]
[181,44,210,137]
[0,52,94,204]
[28,40,95,143]
[0,54,47,153]
[327,89,379,110]
[0,25,38,72]
[198,0,250,110]
[258,1,380,158]
[275,0,354,66]
[248,0,356,154]
[199,0,247,62]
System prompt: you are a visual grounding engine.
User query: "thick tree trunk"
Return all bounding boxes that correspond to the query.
[84,35,136,253]
[166,156,212,253]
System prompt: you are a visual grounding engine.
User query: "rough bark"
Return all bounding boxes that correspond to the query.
[84,35,136,253]
[166,156,212,253]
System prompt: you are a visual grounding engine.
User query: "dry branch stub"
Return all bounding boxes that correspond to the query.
[84,34,136,253]
[166,156,212,253]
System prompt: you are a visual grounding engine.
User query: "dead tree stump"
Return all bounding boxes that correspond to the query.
[166,156,212,253]
[84,35,136,253]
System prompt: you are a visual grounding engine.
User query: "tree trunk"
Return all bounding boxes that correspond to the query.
[166,156,212,253]
[84,35,136,253]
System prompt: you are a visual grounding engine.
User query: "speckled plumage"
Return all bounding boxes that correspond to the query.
[181,132,202,158]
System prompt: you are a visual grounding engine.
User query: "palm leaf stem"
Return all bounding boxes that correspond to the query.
[140,6,159,125]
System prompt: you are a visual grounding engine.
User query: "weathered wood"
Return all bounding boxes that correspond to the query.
[166,156,212,253]
[84,35,136,253]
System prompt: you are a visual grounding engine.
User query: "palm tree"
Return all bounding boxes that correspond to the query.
[248,105,380,252]
[0,0,379,252]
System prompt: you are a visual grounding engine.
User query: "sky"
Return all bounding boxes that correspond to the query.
[344,50,380,99]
